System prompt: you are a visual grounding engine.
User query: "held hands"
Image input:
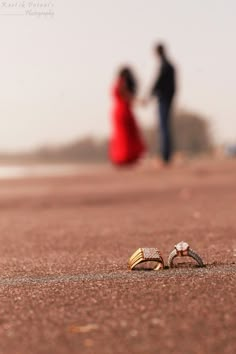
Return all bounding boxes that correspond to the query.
[135,97,150,107]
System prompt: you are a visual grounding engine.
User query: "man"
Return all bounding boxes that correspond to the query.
[151,43,176,164]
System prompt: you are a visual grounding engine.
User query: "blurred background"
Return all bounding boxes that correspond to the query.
[0,0,236,168]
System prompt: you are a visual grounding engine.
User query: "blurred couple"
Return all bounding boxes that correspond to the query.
[110,43,176,167]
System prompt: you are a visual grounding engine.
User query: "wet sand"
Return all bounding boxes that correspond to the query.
[0,160,235,354]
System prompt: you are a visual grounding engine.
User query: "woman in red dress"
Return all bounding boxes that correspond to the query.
[109,67,146,165]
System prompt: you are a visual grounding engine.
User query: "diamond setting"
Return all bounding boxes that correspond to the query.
[142,248,161,259]
[175,241,189,252]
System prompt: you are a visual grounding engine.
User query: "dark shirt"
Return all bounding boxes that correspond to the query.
[151,58,176,101]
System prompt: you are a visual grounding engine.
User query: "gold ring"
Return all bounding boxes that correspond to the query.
[129,248,164,270]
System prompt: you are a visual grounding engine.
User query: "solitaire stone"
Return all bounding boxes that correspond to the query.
[175,241,189,252]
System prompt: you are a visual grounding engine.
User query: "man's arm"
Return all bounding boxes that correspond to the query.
[150,64,165,97]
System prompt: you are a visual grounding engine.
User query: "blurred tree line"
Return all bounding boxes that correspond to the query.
[144,110,213,156]
[0,110,213,163]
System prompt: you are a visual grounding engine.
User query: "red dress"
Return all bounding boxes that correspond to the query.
[109,78,145,165]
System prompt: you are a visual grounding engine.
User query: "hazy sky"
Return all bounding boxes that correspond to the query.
[0,0,235,151]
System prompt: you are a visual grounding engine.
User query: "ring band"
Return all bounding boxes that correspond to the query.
[168,241,204,268]
[129,248,164,270]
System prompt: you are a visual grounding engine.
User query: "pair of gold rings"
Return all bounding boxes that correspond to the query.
[129,241,204,270]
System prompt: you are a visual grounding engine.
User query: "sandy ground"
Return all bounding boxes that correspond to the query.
[0,159,235,354]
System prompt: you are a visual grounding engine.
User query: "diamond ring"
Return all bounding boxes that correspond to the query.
[129,248,164,270]
[168,241,204,268]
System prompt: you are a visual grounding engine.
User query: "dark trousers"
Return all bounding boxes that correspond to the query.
[158,98,173,163]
